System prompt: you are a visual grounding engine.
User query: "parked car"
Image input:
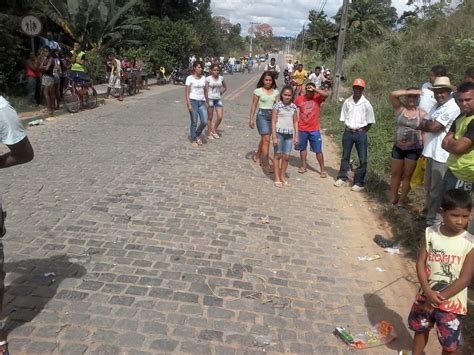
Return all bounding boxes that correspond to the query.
[259,55,266,62]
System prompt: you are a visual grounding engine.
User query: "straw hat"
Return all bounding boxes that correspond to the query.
[429,76,454,90]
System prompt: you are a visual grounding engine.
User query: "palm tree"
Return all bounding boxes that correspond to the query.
[306,10,338,59]
[335,0,398,51]
[37,0,144,50]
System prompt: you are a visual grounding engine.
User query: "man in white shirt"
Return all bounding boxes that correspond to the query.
[264,58,280,79]
[308,66,325,88]
[334,78,376,191]
[0,96,34,353]
[228,56,236,75]
[286,60,294,74]
[419,65,447,114]
[417,76,460,226]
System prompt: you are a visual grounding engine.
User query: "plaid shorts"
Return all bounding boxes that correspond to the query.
[408,301,464,352]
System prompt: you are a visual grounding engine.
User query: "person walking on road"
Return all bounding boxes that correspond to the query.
[416,76,460,226]
[294,82,329,177]
[249,71,279,172]
[264,58,280,79]
[106,53,123,101]
[25,52,41,106]
[0,95,34,355]
[271,86,298,187]
[388,88,426,206]
[205,64,227,140]
[334,78,376,191]
[185,61,208,147]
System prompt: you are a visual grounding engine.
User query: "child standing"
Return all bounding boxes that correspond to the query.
[271,86,299,187]
[408,189,473,355]
[205,64,227,139]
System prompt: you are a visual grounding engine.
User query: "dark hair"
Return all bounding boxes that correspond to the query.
[406,86,418,91]
[465,67,474,79]
[431,65,447,77]
[315,66,321,71]
[210,63,220,71]
[441,189,472,211]
[280,85,294,102]
[270,57,276,61]
[193,60,204,69]
[458,81,474,93]
[297,63,303,67]
[257,71,277,89]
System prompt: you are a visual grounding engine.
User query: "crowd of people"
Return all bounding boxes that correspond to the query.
[183,57,474,354]
[25,31,150,116]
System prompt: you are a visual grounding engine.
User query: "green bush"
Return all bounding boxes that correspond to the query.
[85,49,108,85]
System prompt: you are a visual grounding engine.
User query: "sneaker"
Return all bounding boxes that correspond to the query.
[212,132,220,139]
[207,134,214,140]
[334,179,347,187]
[351,184,364,192]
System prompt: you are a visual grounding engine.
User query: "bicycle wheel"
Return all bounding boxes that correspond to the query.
[110,87,121,98]
[127,81,135,96]
[85,87,98,109]
[63,88,81,113]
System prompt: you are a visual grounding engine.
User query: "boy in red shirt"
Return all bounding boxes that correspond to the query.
[294,82,330,176]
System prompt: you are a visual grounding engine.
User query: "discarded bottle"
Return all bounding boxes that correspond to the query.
[28,119,44,126]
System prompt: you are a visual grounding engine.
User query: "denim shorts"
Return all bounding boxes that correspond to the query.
[274,132,293,154]
[256,109,272,135]
[408,300,464,352]
[208,99,223,108]
[391,145,422,161]
[295,130,322,153]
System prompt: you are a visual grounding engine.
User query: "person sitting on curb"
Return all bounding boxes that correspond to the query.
[334,78,375,191]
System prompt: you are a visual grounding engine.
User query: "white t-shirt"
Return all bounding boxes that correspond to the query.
[185,75,206,101]
[0,96,27,146]
[286,64,294,73]
[228,57,236,65]
[206,75,224,100]
[419,82,437,114]
[265,64,280,73]
[308,73,325,87]
[422,98,461,163]
[339,95,376,129]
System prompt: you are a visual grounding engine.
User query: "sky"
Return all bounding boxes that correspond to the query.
[210,0,416,37]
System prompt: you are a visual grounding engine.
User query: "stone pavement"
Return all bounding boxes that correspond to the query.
[0,69,444,354]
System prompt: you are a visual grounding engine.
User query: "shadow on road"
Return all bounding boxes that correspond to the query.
[1,253,86,339]
[364,293,413,352]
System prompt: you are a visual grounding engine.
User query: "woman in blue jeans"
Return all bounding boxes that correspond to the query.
[185,61,208,147]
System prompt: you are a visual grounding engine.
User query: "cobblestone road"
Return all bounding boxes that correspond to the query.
[1,68,439,354]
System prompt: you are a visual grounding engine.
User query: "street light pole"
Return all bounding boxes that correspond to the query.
[332,0,350,102]
[301,25,305,64]
[249,22,259,58]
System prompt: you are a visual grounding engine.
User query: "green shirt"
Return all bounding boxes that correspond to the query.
[447,114,474,182]
[254,88,279,110]
[70,50,86,72]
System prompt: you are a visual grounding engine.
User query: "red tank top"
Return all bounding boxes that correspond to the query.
[26,65,40,78]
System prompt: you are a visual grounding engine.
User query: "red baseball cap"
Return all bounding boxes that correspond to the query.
[353,78,366,88]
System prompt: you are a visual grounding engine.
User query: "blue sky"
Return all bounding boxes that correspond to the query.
[211,0,416,37]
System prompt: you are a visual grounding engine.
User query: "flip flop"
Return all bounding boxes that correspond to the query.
[274,182,283,188]
[298,167,307,174]
[320,171,328,178]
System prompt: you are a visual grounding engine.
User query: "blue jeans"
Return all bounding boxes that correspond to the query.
[337,130,368,186]
[189,99,208,141]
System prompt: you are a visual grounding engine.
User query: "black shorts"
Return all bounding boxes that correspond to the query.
[391,145,422,161]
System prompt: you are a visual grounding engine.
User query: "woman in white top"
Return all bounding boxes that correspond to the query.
[185,61,208,146]
[205,64,227,139]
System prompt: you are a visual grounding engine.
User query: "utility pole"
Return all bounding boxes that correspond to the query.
[332,0,349,103]
[249,22,259,58]
[301,25,305,64]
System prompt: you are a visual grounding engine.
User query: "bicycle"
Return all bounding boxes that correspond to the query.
[63,74,98,113]
[117,68,139,97]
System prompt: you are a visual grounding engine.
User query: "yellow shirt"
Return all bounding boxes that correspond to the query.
[293,69,307,85]
[416,226,473,315]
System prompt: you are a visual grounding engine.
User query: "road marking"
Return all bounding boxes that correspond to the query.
[226,75,258,101]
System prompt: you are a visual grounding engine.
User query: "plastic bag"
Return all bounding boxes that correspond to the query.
[410,156,426,188]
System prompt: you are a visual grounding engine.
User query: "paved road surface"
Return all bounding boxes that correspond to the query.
[1,59,441,354]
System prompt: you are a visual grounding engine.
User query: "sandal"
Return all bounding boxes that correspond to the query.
[274,181,283,188]
[298,167,308,174]
[320,171,328,178]
[282,180,290,186]
[196,138,203,145]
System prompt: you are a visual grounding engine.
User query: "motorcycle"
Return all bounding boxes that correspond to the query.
[170,67,187,85]
[283,69,291,86]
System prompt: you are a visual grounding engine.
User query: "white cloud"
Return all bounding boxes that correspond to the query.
[211,0,415,37]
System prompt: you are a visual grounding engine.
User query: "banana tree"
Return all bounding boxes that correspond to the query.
[38,0,144,49]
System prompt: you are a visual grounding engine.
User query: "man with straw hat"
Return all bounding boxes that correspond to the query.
[417,76,460,226]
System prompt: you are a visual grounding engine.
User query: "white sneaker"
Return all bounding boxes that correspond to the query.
[334,179,347,187]
[351,184,364,192]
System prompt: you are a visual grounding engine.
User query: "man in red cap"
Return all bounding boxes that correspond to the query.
[334,78,375,191]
